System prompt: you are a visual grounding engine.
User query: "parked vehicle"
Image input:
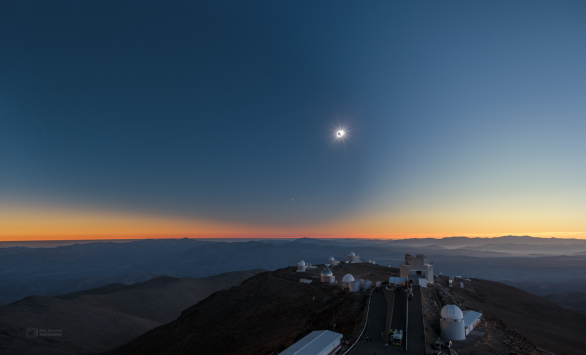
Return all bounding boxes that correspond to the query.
[390,329,403,346]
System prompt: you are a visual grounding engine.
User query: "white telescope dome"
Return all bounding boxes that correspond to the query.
[441,305,464,319]
[321,269,333,276]
[342,274,355,282]
[349,252,356,256]
[299,260,305,266]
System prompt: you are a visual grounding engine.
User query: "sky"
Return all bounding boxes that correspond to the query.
[1,1,586,240]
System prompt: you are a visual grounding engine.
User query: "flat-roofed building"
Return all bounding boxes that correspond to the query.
[463,310,482,335]
[280,330,342,355]
[400,254,434,284]
[389,276,406,287]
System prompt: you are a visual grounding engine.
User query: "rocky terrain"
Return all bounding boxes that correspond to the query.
[0,269,263,355]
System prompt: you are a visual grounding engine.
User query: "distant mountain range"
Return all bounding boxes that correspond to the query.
[2,236,586,305]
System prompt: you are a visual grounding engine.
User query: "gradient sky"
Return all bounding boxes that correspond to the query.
[1,1,586,240]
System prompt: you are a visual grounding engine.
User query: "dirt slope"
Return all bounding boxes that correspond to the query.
[543,291,586,314]
[0,269,263,355]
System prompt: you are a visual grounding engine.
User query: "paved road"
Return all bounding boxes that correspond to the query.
[346,287,388,355]
[346,286,426,355]
[407,286,426,354]
[389,290,407,354]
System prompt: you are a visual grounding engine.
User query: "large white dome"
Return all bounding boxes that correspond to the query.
[321,269,333,276]
[441,305,463,319]
[342,274,355,282]
[328,256,335,261]
[299,260,305,266]
[349,252,356,256]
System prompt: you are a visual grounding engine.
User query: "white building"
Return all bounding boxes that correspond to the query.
[280,330,342,355]
[463,310,482,336]
[440,305,465,340]
[321,269,335,283]
[341,274,354,288]
[440,305,482,340]
[348,252,360,263]
[400,254,434,284]
[298,260,306,272]
[348,280,361,292]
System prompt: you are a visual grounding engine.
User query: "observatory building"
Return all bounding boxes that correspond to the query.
[321,269,335,283]
[400,254,434,285]
[298,260,306,272]
[280,330,342,355]
[348,252,360,263]
[440,305,482,340]
[349,280,361,292]
[341,274,354,288]
[440,305,465,340]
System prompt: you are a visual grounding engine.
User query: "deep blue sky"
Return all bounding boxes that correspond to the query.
[1,1,586,238]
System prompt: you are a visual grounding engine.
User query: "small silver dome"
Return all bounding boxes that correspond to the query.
[321,269,333,276]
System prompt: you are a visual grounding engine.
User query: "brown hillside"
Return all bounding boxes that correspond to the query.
[544,292,586,314]
[0,269,263,355]
[441,277,586,355]
[105,264,398,355]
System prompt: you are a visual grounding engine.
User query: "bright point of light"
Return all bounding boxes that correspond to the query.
[337,130,345,137]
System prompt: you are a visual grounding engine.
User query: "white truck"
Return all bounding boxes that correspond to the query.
[390,329,403,346]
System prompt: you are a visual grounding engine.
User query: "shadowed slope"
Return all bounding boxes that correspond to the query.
[0,269,263,355]
[105,269,374,355]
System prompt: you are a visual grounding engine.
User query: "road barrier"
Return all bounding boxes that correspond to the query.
[406,291,409,351]
[342,286,375,355]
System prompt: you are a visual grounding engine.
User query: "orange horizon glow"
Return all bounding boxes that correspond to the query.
[2,203,586,242]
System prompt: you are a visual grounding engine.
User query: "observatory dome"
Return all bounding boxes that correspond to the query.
[342,274,355,282]
[299,260,305,266]
[321,269,333,276]
[441,305,464,319]
[328,256,335,262]
[349,252,356,256]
